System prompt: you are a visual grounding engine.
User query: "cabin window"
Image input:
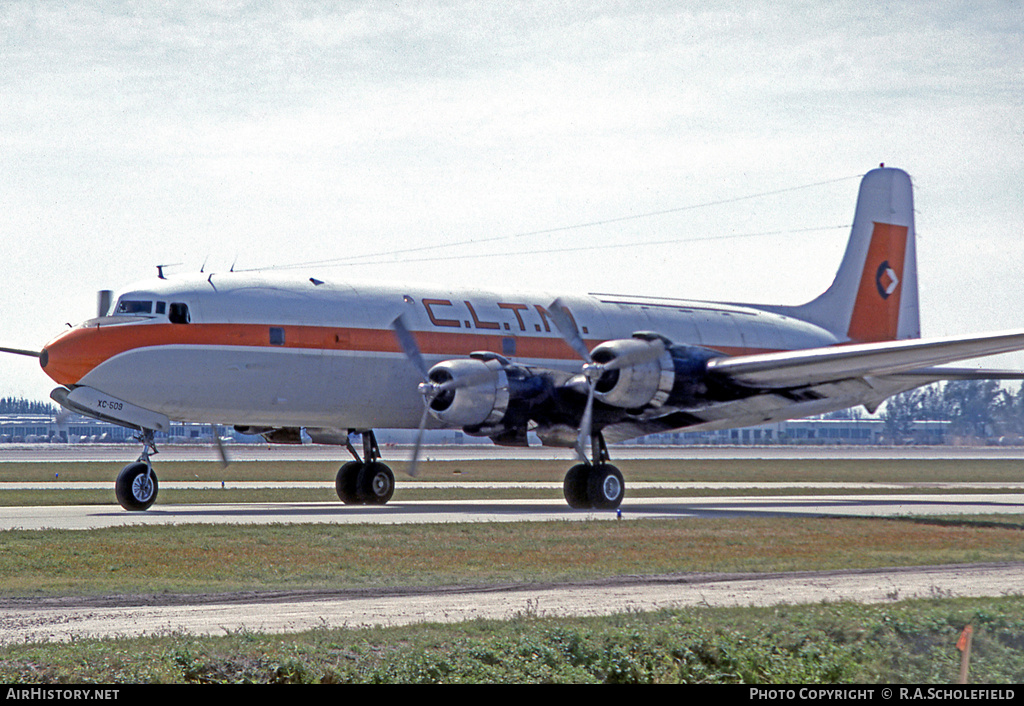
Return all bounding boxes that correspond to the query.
[269,327,285,345]
[155,302,166,315]
[169,303,190,324]
[114,300,153,315]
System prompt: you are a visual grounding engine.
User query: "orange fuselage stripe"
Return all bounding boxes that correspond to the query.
[42,322,768,387]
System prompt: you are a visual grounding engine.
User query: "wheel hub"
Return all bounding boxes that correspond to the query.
[371,471,391,497]
[132,473,154,502]
[601,474,621,501]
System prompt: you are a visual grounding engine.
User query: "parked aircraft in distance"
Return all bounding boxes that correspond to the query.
[4,166,1024,511]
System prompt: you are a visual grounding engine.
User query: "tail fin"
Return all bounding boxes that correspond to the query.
[783,166,920,343]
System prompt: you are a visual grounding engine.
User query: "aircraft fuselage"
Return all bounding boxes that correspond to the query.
[41,273,839,431]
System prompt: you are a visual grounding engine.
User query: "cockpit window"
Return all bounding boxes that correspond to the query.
[169,302,190,324]
[114,300,153,315]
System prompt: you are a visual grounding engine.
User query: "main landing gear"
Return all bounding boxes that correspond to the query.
[562,433,625,510]
[335,430,395,505]
[115,430,159,511]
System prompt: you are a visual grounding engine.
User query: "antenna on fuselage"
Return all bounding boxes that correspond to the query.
[155,263,182,280]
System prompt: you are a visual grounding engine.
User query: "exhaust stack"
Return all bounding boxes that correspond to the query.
[97,290,112,318]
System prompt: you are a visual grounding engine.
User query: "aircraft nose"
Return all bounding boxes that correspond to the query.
[39,327,96,386]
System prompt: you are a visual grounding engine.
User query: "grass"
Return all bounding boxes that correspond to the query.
[1,515,1022,597]
[2,598,1023,683]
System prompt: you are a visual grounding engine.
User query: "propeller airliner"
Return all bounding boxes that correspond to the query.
[5,166,1024,511]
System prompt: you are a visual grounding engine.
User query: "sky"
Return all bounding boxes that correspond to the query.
[1,1,1022,403]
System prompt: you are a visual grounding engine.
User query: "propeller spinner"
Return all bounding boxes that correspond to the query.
[547,298,666,464]
[391,315,497,477]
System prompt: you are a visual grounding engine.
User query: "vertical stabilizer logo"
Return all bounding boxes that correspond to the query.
[875,260,900,299]
[847,222,909,343]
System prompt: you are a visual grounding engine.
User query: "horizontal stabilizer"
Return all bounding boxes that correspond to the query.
[887,367,1024,381]
[707,329,1024,388]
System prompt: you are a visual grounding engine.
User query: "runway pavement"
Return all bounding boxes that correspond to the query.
[1,490,1022,531]
[1,443,1023,528]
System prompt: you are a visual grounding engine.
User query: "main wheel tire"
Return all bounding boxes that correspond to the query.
[563,463,591,509]
[356,462,395,505]
[115,462,158,511]
[586,463,624,510]
[336,461,363,504]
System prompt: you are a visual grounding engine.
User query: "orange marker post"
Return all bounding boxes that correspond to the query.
[957,625,973,684]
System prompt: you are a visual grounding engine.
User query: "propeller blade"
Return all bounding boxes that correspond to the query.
[393,315,504,476]
[547,298,592,362]
[391,315,429,380]
[0,346,41,358]
[410,362,499,475]
[574,381,595,464]
[210,424,229,468]
[407,403,433,478]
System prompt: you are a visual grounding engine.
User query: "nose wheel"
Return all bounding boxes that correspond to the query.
[115,462,158,511]
[115,430,159,511]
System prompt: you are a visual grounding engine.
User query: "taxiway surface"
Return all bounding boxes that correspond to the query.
[1,490,1023,531]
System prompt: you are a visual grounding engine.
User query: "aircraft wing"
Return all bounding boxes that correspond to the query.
[884,367,1024,381]
[593,329,1024,443]
[705,329,1024,388]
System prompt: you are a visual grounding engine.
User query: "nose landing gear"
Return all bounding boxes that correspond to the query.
[115,430,159,511]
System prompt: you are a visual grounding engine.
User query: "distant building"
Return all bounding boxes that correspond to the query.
[623,418,954,446]
[0,413,219,445]
[0,412,960,446]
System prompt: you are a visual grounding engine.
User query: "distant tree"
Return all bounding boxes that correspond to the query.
[821,407,864,420]
[943,380,1001,439]
[917,383,952,421]
[0,397,58,415]
[879,380,1022,445]
[882,388,924,444]
[993,381,1024,439]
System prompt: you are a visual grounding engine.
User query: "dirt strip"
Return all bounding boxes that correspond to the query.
[2,563,1021,645]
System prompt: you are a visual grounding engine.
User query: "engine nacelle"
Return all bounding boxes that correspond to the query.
[590,338,675,409]
[427,357,510,428]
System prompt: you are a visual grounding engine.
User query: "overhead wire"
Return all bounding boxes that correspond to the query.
[236,173,862,273]
[305,225,852,267]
